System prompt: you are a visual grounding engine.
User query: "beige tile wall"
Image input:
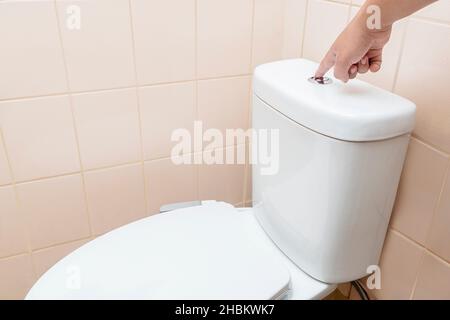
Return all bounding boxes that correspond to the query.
[294,0,449,300]
[0,0,449,300]
[0,0,283,299]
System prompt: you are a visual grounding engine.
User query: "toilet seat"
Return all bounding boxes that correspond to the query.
[26,202,334,300]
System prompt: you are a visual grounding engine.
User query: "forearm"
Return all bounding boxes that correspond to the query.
[315,0,438,80]
[357,0,438,28]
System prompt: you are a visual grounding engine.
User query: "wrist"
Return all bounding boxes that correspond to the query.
[353,4,393,36]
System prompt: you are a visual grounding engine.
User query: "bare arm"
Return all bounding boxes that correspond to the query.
[367,0,438,28]
[315,0,438,82]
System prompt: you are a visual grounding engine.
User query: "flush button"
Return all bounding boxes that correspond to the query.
[308,76,332,85]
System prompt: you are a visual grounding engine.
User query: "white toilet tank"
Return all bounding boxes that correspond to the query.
[252,59,416,284]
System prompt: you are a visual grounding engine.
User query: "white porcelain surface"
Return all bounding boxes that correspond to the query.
[26,202,334,300]
[252,94,411,283]
[26,57,414,298]
[26,202,332,300]
[254,59,416,142]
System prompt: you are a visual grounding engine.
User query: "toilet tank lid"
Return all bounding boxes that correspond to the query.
[253,59,416,142]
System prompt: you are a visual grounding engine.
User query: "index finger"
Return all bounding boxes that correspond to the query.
[315,50,336,78]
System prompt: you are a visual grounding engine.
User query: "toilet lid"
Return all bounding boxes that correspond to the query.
[26,202,291,300]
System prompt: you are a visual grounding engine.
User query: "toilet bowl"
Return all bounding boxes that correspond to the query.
[26,59,416,300]
[26,201,335,300]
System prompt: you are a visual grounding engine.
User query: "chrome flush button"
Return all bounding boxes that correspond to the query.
[308,76,332,85]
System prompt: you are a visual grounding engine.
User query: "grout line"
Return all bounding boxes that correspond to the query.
[0,128,35,276]
[0,90,70,103]
[0,74,252,104]
[387,227,425,249]
[389,227,450,265]
[194,0,200,201]
[427,159,450,222]
[13,171,84,186]
[300,0,310,58]
[67,98,94,234]
[411,15,450,27]
[196,73,253,83]
[346,1,352,23]
[0,236,93,262]
[194,0,199,81]
[0,129,17,191]
[243,81,253,204]
[132,89,149,215]
[242,0,256,205]
[324,0,354,6]
[0,252,31,264]
[424,247,450,267]
[391,18,410,92]
[84,160,142,174]
[280,0,287,59]
[31,236,93,255]
[409,251,426,300]
[53,0,94,238]
[423,161,450,248]
[388,227,428,285]
[10,142,249,188]
[249,0,256,71]
[9,161,140,187]
[127,0,139,86]
[127,0,150,216]
[411,134,450,158]
[242,143,250,205]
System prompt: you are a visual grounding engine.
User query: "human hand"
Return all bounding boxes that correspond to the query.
[315,15,392,83]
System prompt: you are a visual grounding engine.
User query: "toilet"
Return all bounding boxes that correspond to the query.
[26,59,416,300]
